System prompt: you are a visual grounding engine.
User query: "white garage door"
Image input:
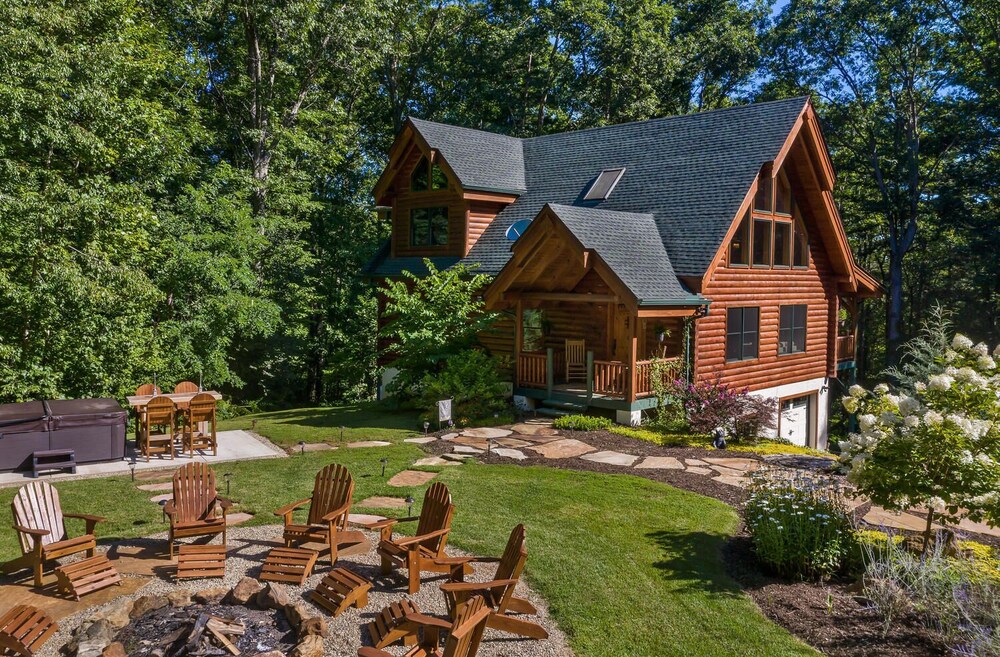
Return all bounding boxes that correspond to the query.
[780,396,810,446]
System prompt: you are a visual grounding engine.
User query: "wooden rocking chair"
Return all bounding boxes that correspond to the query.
[139,395,175,462]
[565,339,586,382]
[438,524,547,639]
[0,481,105,587]
[275,463,366,563]
[371,482,469,594]
[164,463,231,559]
[181,392,218,457]
[358,595,490,657]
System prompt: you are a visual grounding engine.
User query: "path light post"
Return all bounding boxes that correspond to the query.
[423,421,429,434]
[298,441,305,456]
[340,426,345,441]
[129,455,137,482]
[159,499,167,523]
[406,495,415,517]
[380,457,388,478]
[224,472,232,496]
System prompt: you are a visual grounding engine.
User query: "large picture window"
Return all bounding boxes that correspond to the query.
[752,219,772,266]
[410,157,448,192]
[779,305,807,355]
[726,307,759,362]
[773,221,792,267]
[793,217,809,268]
[729,210,750,266]
[410,207,449,246]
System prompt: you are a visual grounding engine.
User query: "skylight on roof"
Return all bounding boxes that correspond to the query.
[583,167,626,201]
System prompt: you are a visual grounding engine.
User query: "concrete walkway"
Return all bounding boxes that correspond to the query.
[0,430,286,488]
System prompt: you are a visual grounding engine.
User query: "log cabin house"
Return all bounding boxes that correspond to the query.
[365,97,881,449]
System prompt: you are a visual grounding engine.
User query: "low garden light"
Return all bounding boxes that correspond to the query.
[406,495,415,516]
[298,440,305,456]
[224,472,232,495]
[340,426,345,441]
[380,457,388,477]
[128,456,137,482]
[159,499,167,523]
[251,419,258,431]
[423,421,430,434]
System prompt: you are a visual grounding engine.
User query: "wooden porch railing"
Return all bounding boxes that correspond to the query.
[593,360,627,397]
[517,352,547,388]
[634,357,683,398]
[836,334,857,362]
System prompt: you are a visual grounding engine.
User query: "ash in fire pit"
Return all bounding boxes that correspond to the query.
[114,604,294,657]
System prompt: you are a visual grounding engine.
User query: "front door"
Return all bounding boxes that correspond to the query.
[612,308,632,362]
[780,395,811,447]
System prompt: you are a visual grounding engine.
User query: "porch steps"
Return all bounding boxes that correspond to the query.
[536,398,587,417]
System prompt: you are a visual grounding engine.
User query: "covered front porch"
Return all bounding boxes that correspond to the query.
[483,204,708,420]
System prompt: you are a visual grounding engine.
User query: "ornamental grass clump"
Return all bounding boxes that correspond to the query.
[744,472,856,580]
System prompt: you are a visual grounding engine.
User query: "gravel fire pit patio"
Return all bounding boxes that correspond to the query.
[38,525,574,657]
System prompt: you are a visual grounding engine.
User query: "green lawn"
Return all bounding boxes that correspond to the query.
[0,405,817,657]
[218,401,422,447]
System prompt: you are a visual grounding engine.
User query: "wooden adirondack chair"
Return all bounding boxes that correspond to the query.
[0,482,105,587]
[274,464,366,563]
[372,482,468,594]
[174,381,198,393]
[358,595,490,657]
[181,392,218,457]
[0,605,58,657]
[139,396,175,462]
[438,524,547,639]
[565,339,586,382]
[164,463,231,559]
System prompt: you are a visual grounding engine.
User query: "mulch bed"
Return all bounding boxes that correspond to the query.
[425,426,957,657]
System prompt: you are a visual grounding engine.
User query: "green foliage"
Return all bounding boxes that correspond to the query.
[839,332,1000,545]
[382,261,498,395]
[553,414,613,431]
[744,472,857,580]
[416,349,510,424]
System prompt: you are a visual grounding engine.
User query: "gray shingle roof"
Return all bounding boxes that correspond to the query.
[545,204,700,304]
[409,118,526,194]
[455,97,808,278]
[363,241,460,278]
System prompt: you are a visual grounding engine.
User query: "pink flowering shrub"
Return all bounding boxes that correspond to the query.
[667,379,777,443]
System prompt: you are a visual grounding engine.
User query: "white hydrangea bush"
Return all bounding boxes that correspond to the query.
[840,334,1000,532]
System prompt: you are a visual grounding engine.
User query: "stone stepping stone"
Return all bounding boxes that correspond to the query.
[581,451,639,467]
[137,482,173,492]
[442,453,473,462]
[514,435,559,444]
[712,476,749,488]
[635,456,684,470]
[387,470,438,487]
[404,437,437,444]
[492,448,527,461]
[413,456,450,466]
[495,437,532,448]
[526,439,596,459]
[440,433,459,441]
[346,441,392,448]
[150,493,173,504]
[510,423,559,437]
[956,516,1000,538]
[357,496,408,509]
[302,442,336,452]
[452,436,490,448]
[225,512,254,526]
[453,445,483,455]
[709,465,747,478]
[863,506,942,532]
[686,466,713,475]
[348,513,387,525]
[684,458,709,467]
[702,457,759,471]
[460,427,512,439]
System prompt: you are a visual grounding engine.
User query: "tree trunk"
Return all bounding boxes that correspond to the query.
[922,508,934,555]
[886,248,905,367]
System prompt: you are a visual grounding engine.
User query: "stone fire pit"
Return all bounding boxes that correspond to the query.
[40,525,574,657]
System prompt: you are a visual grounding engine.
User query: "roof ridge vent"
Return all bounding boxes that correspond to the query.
[583,167,626,201]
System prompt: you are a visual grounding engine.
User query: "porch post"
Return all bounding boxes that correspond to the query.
[514,301,523,388]
[627,311,639,403]
[546,348,554,399]
[586,351,594,404]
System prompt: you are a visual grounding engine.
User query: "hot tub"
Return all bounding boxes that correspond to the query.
[45,398,127,464]
[0,401,51,471]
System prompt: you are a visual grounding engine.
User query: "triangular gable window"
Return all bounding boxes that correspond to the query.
[583,168,625,201]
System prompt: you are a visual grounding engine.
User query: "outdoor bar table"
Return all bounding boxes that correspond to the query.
[126,391,223,438]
